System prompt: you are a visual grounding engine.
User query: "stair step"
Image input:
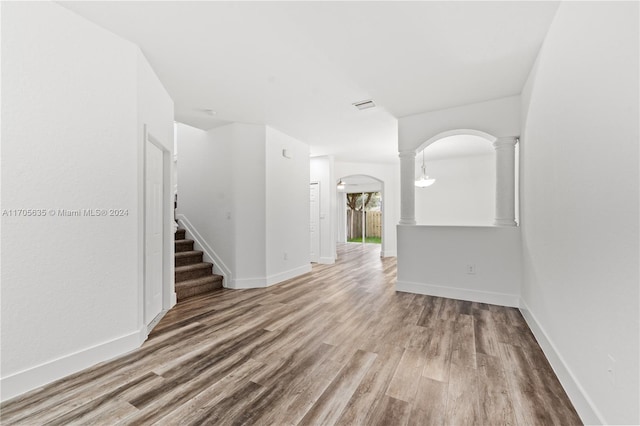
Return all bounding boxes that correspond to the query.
[176,275,223,301]
[175,250,204,267]
[175,228,186,240]
[175,239,194,253]
[175,262,213,282]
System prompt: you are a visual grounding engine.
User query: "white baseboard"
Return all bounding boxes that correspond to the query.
[266,264,312,286]
[319,257,335,265]
[382,250,397,257]
[519,299,604,425]
[229,277,267,289]
[0,329,144,403]
[396,280,518,307]
[228,264,312,289]
[176,214,232,285]
[146,309,169,335]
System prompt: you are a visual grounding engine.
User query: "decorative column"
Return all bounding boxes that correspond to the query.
[493,137,518,226]
[399,150,417,225]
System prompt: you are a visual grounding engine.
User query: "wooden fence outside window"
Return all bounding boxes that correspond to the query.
[346,210,382,239]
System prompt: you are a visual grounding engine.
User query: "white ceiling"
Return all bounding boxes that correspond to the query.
[59,1,559,163]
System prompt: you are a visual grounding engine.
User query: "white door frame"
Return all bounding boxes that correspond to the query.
[142,125,173,334]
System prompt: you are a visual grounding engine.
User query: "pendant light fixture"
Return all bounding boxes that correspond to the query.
[415,149,436,188]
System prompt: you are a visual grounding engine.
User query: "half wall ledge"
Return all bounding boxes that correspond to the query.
[396,224,522,307]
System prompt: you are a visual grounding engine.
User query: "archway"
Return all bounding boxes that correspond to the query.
[414,133,497,226]
[415,128,497,153]
[400,128,518,227]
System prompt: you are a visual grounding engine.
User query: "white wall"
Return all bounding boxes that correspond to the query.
[176,123,235,277]
[396,96,522,307]
[415,154,495,226]
[1,1,173,401]
[137,53,174,148]
[178,123,310,288]
[137,49,176,321]
[520,2,639,424]
[397,226,521,307]
[335,161,400,257]
[398,96,520,152]
[266,127,311,283]
[231,123,267,284]
[310,156,336,263]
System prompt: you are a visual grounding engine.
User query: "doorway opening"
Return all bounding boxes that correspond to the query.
[337,175,384,257]
[346,191,382,244]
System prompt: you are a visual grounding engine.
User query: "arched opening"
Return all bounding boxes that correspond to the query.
[415,133,497,226]
[336,174,385,257]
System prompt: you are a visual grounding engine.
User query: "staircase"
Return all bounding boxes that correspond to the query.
[174,228,223,301]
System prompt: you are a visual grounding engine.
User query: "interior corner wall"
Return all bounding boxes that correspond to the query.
[176,123,235,278]
[415,154,495,226]
[334,161,400,257]
[310,156,336,263]
[265,127,311,283]
[519,2,639,424]
[178,123,311,288]
[0,1,147,401]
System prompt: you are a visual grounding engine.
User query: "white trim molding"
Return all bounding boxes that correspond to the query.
[318,257,335,265]
[0,329,144,402]
[396,280,519,307]
[228,277,267,289]
[519,299,604,425]
[228,264,312,289]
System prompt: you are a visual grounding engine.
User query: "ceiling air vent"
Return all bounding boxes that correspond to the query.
[352,99,376,110]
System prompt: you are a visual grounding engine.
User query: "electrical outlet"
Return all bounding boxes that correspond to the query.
[607,354,616,385]
[466,264,476,274]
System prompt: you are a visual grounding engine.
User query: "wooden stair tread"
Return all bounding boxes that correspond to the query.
[175,250,203,258]
[175,262,213,273]
[175,275,223,301]
[175,274,223,289]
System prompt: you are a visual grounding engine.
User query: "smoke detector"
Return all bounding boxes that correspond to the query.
[352,99,376,110]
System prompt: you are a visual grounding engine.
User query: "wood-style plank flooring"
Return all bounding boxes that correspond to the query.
[1,243,581,425]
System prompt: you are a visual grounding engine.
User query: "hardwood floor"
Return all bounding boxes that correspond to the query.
[1,243,581,425]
